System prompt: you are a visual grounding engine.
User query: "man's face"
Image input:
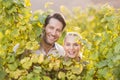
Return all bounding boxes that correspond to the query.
[43,18,63,45]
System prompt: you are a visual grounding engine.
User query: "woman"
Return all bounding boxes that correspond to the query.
[63,32,83,61]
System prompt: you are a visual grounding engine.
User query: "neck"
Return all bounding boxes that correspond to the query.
[41,39,54,54]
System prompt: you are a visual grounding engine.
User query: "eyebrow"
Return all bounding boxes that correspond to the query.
[68,33,78,36]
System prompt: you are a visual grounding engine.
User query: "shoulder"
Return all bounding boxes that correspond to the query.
[55,43,65,56]
[55,43,64,51]
[55,43,63,48]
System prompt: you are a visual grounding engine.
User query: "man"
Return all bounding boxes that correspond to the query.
[34,13,66,56]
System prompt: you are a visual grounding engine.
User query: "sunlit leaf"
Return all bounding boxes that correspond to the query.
[43,76,51,80]
[0,32,3,40]
[7,62,18,71]
[71,64,83,74]
[58,71,65,79]
[38,54,44,64]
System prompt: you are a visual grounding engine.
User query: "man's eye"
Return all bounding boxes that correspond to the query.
[57,29,61,32]
[66,43,70,46]
[49,27,54,29]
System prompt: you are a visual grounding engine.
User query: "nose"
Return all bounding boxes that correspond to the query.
[51,29,56,36]
[70,45,74,50]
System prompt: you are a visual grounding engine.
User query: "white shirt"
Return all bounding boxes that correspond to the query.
[32,43,65,57]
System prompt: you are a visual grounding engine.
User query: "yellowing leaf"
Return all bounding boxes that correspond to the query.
[58,71,65,79]
[20,57,30,64]
[9,69,27,79]
[37,22,43,27]
[38,54,44,64]
[20,57,32,69]
[49,63,53,70]
[43,76,51,80]
[25,0,31,6]
[33,66,42,74]
[71,64,83,74]
[30,53,38,63]
[7,60,18,71]
[5,29,11,35]
[25,41,39,50]
[54,60,61,70]
[0,32,3,40]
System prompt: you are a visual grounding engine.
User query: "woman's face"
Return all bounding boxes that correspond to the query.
[64,35,81,58]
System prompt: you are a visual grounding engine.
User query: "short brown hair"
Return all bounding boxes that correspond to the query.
[44,13,66,30]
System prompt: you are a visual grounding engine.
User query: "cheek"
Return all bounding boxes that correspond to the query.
[64,46,69,52]
[56,32,61,38]
[75,46,80,52]
[45,27,52,33]
[64,46,68,51]
[44,28,48,36]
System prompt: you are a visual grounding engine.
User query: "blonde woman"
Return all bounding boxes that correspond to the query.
[63,32,83,61]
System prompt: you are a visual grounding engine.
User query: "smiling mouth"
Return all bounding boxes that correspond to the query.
[68,51,76,55]
[47,35,57,44]
[48,34,55,39]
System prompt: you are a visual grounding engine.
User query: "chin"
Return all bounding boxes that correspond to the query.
[48,43,54,45]
[46,40,55,45]
[49,41,55,45]
[68,55,76,58]
[48,39,56,44]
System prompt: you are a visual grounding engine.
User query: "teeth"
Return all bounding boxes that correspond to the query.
[49,35,55,40]
[68,51,75,55]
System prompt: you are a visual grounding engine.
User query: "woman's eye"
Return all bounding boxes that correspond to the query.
[74,43,79,46]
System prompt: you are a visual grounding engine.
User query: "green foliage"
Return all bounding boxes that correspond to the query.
[1,53,85,80]
[0,0,33,57]
[0,0,37,79]
[0,0,120,80]
[61,4,120,80]
[0,0,84,79]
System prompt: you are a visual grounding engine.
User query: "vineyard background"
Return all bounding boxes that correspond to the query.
[30,0,120,12]
[0,0,120,80]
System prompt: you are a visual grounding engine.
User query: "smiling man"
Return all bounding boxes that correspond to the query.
[35,13,66,56]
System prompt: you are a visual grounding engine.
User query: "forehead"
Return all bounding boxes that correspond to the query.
[65,35,79,42]
[48,18,63,28]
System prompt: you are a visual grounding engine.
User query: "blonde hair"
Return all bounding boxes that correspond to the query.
[64,32,83,59]
[64,32,82,44]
